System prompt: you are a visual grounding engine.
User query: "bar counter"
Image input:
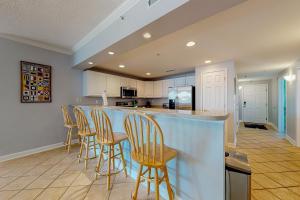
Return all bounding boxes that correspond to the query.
[79,105,229,200]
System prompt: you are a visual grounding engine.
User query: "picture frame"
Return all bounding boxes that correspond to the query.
[20,61,52,103]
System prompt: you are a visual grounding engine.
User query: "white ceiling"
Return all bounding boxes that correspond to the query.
[97,0,300,77]
[0,0,126,54]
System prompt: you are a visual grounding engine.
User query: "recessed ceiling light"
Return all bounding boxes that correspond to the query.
[146,72,151,76]
[205,60,212,64]
[143,32,152,39]
[108,51,115,55]
[119,64,125,68]
[186,41,196,47]
[88,62,94,65]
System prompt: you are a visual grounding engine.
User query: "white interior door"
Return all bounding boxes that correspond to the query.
[242,84,268,123]
[202,70,227,112]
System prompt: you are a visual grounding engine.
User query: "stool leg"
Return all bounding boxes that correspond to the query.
[64,128,69,149]
[67,128,72,153]
[147,167,151,195]
[154,168,160,200]
[78,136,84,163]
[95,144,104,179]
[163,166,173,200]
[112,145,115,171]
[118,143,127,177]
[85,136,90,170]
[93,136,97,157]
[132,165,143,200]
[107,145,112,190]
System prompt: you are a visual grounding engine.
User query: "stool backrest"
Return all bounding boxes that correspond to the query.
[73,106,91,135]
[91,107,114,144]
[124,112,164,165]
[61,105,74,126]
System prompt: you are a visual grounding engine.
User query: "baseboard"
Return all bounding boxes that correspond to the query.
[0,142,64,163]
[267,122,278,131]
[286,134,297,146]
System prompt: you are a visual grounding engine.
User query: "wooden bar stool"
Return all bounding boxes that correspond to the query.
[91,107,128,190]
[124,112,177,200]
[73,106,97,169]
[61,105,77,153]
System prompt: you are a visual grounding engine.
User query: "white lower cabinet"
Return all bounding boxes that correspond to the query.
[106,75,121,97]
[144,81,154,98]
[153,80,163,98]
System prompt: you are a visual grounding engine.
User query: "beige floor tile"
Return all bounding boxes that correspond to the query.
[252,189,280,200]
[72,172,95,186]
[24,165,53,176]
[0,190,19,199]
[269,188,300,200]
[10,189,43,200]
[282,172,300,184]
[289,187,300,196]
[251,180,264,190]
[252,174,281,189]
[1,176,38,190]
[0,177,17,189]
[275,161,300,171]
[60,185,90,200]
[262,162,289,172]
[35,187,68,200]
[84,185,108,200]
[265,172,299,187]
[49,173,79,187]
[26,174,59,189]
[113,173,136,185]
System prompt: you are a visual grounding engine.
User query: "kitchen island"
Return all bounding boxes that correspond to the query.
[80,106,229,200]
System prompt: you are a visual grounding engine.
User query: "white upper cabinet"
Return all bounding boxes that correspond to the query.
[174,77,186,87]
[106,75,121,97]
[137,80,145,98]
[120,78,137,88]
[162,79,175,97]
[83,71,107,97]
[186,75,195,86]
[128,78,137,88]
[144,81,154,98]
[153,80,163,98]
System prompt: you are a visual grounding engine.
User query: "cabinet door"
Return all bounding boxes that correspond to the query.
[83,71,107,97]
[128,78,137,88]
[186,75,195,86]
[162,79,175,97]
[144,81,154,97]
[106,75,121,97]
[174,77,186,87]
[153,80,163,98]
[137,81,145,98]
[120,78,129,87]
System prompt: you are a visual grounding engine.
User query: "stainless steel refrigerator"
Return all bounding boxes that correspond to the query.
[168,86,195,110]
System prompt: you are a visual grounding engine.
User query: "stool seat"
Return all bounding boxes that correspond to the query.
[96,132,127,144]
[132,144,177,166]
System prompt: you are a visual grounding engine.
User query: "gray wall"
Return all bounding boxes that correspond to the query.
[0,38,82,157]
[238,78,278,126]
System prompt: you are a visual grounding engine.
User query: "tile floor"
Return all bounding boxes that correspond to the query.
[0,146,154,200]
[1,125,300,199]
[236,124,300,200]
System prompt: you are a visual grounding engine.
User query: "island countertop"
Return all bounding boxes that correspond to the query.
[81,105,229,121]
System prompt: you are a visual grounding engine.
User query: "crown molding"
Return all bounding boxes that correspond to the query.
[0,34,73,55]
[72,0,140,52]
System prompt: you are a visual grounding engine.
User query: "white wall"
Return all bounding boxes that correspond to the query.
[0,38,82,157]
[195,60,236,145]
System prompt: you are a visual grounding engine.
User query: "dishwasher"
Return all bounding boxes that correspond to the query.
[225,151,252,200]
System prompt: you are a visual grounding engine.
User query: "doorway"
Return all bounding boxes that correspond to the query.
[242,84,268,123]
[278,78,287,135]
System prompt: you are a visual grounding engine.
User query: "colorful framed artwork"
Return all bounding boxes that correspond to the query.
[20,61,52,103]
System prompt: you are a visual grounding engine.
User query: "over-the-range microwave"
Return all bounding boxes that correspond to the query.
[120,87,137,98]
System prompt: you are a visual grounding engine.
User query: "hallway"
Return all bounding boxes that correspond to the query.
[237,125,300,199]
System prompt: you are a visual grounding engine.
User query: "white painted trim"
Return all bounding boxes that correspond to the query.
[0,142,64,163]
[73,0,140,51]
[286,134,297,146]
[0,34,73,55]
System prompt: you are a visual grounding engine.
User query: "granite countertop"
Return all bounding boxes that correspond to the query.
[81,105,229,121]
